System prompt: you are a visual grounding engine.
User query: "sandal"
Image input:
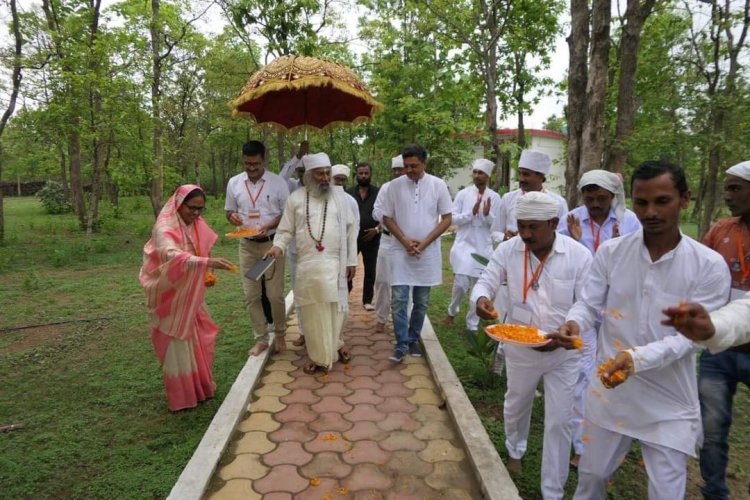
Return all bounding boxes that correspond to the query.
[303,361,322,375]
[293,336,306,347]
[338,347,352,364]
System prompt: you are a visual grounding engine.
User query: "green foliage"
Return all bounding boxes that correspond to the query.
[462,328,498,388]
[36,181,73,214]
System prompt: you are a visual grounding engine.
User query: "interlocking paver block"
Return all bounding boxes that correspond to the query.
[441,488,475,499]
[424,461,481,492]
[343,421,389,442]
[343,463,394,492]
[233,431,276,454]
[418,439,466,462]
[371,349,396,360]
[383,450,434,477]
[350,345,375,356]
[407,388,443,405]
[349,355,379,367]
[275,403,318,423]
[342,440,392,465]
[414,420,457,441]
[400,364,431,377]
[377,412,421,432]
[300,451,353,479]
[375,382,414,398]
[295,477,344,500]
[378,397,417,414]
[217,453,268,481]
[348,337,374,347]
[411,404,450,423]
[344,389,385,406]
[263,371,294,384]
[280,388,321,405]
[309,411,355,432]
[248,396,285,413]
[265,360,296,372]
[311,396,354,414]
[346,377,382,391]
[345,365,380,378]
[272,351,298,362]
[207,478,262,500]
[315,382,354,397]
[237,413,281,433]
[374,371,406,384]
[261,493,293,500]
[387,475,439,499]
[262,441,314,466]
[344,403,386,423]
[254,383,290,398]
[268,421,317,443]
[322,370,354,384]
[379,431,427,452]
[253,464,309,495]
[404,375,438,390]
[304,431,354,453]
[285,376,325,390]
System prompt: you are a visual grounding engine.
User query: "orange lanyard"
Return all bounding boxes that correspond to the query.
[523,247,548,303]
[735,229,750,279]
[243,179,265,208]
[589,218,603,252]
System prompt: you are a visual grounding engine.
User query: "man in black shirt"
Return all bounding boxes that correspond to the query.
[347,162,380,310]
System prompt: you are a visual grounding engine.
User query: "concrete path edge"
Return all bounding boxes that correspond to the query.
[421,316,521,500]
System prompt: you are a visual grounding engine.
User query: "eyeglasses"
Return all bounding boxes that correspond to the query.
[184,204,207,214]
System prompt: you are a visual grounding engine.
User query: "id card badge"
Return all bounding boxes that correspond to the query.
[247,209,261,230]
[509,302,533,326]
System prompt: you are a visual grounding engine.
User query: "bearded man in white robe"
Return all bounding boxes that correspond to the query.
[266,152,357,374]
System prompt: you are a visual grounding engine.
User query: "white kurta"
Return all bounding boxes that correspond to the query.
[703,291,750,353]
[381,173,453,287]
[566,230,730,456]
[373,180,394,323]
[557,205,641,255]
[491,188,568,240]
[449,185,503,277]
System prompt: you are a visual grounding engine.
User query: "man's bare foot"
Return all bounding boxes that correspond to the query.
[274,336,286,353]
[443,315,455,326]
[570,454,581,468]
[375,322,385,333]
[507,458,522,474]
[248,342,268,357]
[293,336,306,347]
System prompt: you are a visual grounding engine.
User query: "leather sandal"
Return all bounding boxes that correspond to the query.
[338,347,352,364]
[303,361,321,375]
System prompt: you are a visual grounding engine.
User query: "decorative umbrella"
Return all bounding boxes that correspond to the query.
[231,55,383,134]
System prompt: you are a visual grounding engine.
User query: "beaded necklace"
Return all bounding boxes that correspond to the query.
[305,190,328,252]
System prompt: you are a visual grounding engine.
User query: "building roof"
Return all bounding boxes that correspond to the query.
[452,128,566,141]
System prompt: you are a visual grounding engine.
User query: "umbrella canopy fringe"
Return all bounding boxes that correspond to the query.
[228,114,377,133]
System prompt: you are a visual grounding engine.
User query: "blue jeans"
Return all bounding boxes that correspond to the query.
[699,349,750,500]
[391,285,431,352]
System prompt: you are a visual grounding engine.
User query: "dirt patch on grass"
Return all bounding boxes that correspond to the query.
[0,323,78,355]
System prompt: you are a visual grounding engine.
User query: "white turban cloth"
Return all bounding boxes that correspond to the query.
[302,152,331,171]
[726,161,750,182]
[518,150,551,175]
[578,169,626,222]
[331,164,350,178]
[391,155,404,169]
[516,191,560,221]
[472,158,494,177]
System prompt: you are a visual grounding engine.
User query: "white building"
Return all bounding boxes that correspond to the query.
[443,128,566,197]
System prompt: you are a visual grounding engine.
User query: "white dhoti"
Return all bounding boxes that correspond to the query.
[504,345,579,500]
[300,303,346,369]
[447,274,479,331]
[572,327,598,455]
[286,247,305,336]
[373,240,392,325]
[574,423,689,500]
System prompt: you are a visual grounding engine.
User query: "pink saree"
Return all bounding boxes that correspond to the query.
[139,185,219,411]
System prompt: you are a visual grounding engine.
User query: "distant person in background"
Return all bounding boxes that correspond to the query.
[139,184,234,412]
[279,140,310,192]
[347,162,381,310]
[444,159,501,333]
[333,164,361,295]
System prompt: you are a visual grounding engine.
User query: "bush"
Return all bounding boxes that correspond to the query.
[37,181,73,214]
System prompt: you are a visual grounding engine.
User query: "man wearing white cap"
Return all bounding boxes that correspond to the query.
[381,144,453,362]
[371,155,406,332]
[444,158,502,332]
[266,152,358,374]
[331,164,361,226]
[472,191,591,499]
[555,160,730,500]
[492,149,568,242]
[556,169,641,466]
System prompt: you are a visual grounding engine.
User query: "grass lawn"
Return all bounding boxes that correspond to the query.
[1,196,748,498]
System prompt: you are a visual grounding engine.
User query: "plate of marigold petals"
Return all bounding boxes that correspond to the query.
[225,228,260,238]
[484,323,551,347]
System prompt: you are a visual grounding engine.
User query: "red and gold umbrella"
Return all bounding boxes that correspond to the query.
[231,55,383,132]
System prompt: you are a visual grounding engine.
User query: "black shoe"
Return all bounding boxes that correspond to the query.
[408,342,422,357]
[389,349,406,364]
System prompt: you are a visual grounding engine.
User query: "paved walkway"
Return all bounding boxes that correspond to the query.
[205,268,484,499]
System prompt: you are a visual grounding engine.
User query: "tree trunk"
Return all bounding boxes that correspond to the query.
[580,0,611,176]
[564,0,590,207]
[515,52,526,151]
[700,115,722,239]
[150,0,164,217]
[607,0,656,174]
[68,115,86,228]
[276,129,285,170]
[85,0,104,237]
[57,144,69,195]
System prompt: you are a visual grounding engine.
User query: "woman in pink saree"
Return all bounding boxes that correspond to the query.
[139,185,234,411]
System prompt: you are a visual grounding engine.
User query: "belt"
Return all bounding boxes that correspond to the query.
[244,236,272,243]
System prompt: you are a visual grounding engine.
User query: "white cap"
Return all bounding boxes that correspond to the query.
[518,150,551,175]
[302,152,331,171]
[391,155,404,169]
[331,164,350,178]
[578,169,626,222]
[471,158,494,177]
[515,191,559,221]
[726,160,750,182]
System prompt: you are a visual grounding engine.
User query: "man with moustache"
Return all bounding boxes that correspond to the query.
[444,159,502,333]
[347,162,381,310]
[554,161,730,500]
[265,153,358,373]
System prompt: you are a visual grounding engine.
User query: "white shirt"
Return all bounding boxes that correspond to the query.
[381,173,453,287]
[224,170,290,233]
[373,179,394,251]
[703,291,750,353]
[344,191,360,227]
[566,230,730,456]
[557,205,641,255]
[492,188,568,240]
[471,234,593,334]
[279,156,303,193]
[449,185,502,277]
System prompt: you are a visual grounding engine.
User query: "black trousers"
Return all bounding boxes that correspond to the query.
[261,278,273,324]
[359,244,379,305]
